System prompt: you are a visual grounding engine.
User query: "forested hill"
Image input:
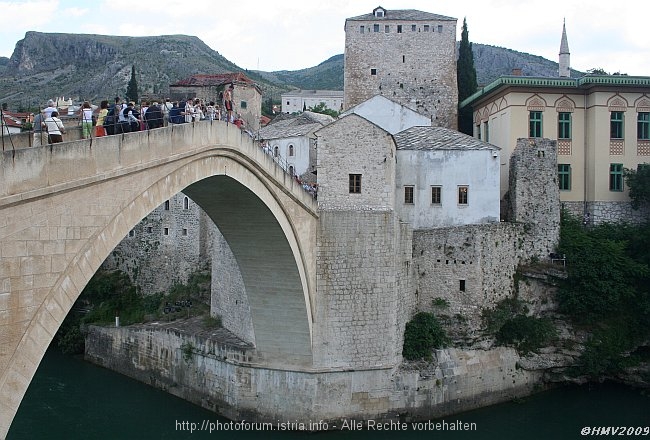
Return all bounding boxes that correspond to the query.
[0,32,581,110]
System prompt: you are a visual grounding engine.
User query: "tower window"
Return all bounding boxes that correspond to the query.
[289,144,294,156]
[349,174,362,193]
[163,227,169,236]
[182,228,188,236]
[397,25,402,33]
[164,200,170,210]
[183,196,189,210]
[371,68,377,76]
[460,280,466,292]
[402,55,405,63]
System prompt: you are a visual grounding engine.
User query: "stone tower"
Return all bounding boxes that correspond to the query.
[559,19,570,77]
[343,6,458,129]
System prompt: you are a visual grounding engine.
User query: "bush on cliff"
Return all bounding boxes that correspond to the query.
[402,312,449,361]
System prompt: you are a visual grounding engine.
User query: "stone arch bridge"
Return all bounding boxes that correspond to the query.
[0,122,322,436]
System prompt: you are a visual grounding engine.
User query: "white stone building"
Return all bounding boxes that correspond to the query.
[316,97,500,227]
[281,90,343,114]
[340,94,430,134]
[394,127,501,228]
[257,111,334,181]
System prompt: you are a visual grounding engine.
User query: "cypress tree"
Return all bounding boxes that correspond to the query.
[457,18,478,135]
[126,65,139,104]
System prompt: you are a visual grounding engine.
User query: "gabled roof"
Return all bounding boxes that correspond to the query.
[347,8,455,22]
[393,126,499,151]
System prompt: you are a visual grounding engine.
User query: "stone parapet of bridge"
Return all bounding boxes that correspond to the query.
[0,121,318,438]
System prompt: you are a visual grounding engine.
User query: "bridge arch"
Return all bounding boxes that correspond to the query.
[0,123,318,436]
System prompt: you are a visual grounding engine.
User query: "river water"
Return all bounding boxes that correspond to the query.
[7,348,650,439]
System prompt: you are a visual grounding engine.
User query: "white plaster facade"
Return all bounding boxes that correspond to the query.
[281,90,344,114]
[394,127,501,228]
[341,94,430,134]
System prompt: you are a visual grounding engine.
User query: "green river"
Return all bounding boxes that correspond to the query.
[7,348,650,439]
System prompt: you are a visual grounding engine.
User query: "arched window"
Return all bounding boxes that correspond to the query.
[183,197,189,210]
[289,145,294,156]
[274,146,279,157]
[289,166,294,176]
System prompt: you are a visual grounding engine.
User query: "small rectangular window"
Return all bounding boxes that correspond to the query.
[423,25,430,32]
[476,124,481,140]
[402,55,405,63]
[460,280,466,292]
[397,25,402,33]
[373,24,379,32]
[438,25,443,33]
[147,226,153,233]
[349,174,362,193]
[404,186,414,204]
[182,228,188,236]
[637,112,649,140]
[529,111,543,137]
[371,68,377,76]
[609,163,624,191]
[611,112,624,139]
[240,101,247,109]
[431,186,441,205]
[558,164,571,190]
[483,121,489,142]
[458,186,468,205]
[360,25,365,33]
[411,24,416,32]
[128,230,135,237]
[385,25,389,33]
[164,200,170,210]
[558,112,571,139]
[163,227,169,236]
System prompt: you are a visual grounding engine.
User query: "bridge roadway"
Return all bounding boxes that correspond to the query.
[0,121,319,437]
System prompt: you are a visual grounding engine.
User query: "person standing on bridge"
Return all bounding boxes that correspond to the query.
[79,101,94,139]
[95,100,109,137]
[44,111,65,143]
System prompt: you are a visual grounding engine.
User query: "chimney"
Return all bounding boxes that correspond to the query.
[512,68,523,76]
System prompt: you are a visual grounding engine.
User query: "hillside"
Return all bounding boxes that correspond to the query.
[0,32,582,110]
[0,32,287,109]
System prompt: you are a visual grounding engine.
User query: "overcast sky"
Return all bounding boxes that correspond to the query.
[1,0,649,77]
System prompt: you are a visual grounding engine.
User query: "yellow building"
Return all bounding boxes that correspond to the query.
[461,75,650,224]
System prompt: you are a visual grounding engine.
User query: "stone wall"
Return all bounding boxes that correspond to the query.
[508,138,560,259]
[316,114,396,211]
[343,14,458,129]
[313,210,413,369]
[101,193,214,294]
[413,223,525,332]
[558,199,649,226]
[86,324,543,425]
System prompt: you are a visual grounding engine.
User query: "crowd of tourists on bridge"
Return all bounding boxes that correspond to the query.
[30,89,249,146]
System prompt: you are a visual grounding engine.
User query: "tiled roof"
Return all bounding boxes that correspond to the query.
[347,9,455,22]
[172,72,254,87]
[393,126,499,151]
[258,112,334,140]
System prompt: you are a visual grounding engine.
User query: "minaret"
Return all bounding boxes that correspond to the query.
[559,19,570,77]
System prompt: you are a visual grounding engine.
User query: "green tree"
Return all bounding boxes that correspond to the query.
[402,312,449,360]
[624,163,650,210]
[126,65,139,104]
[308,102,339,118]
[457,18,478,135]
[587,67,609,75]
